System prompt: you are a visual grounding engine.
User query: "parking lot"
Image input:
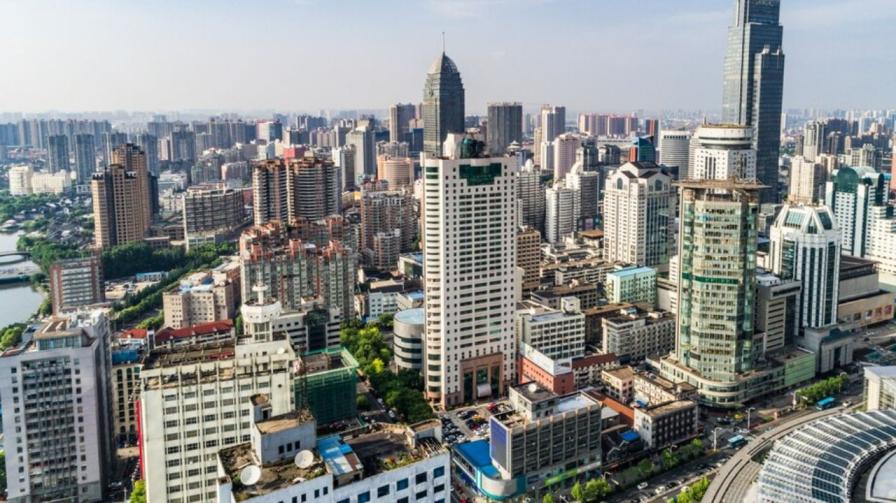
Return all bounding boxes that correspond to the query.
[439,400,513,446]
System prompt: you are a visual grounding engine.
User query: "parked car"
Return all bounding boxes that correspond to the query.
[637,482,649,491]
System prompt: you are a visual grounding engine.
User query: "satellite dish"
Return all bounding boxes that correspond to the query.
[295,450,314,469]
[240,464,262,486]
[528,383,538,394]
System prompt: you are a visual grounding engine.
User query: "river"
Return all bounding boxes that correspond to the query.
[0,232,44,327]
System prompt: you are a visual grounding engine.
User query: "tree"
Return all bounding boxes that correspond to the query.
[129,480,146,503]
[356,394,371,411]
[662,448,679,468]
[691,437,704,451]
[0,324,25,351]
[543,494,555,503]
[637,459,654,476]
[571,481,585,502]
[0,450,6,495]
[585,478,612,500]
[234,313,243,336]
[369,358,386,375]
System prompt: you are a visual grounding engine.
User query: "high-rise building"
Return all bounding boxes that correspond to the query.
[47,134,69,173]
[517,160,546,233]
[137,133,160,176]
[769,203,840,329]
[252,159,289,224]
[376,155,414,189]
[721,0,785,202]
[346,126,375,179]
[422,52,465,157]
[802,120,826,162]
[0,313,113,502]
[824,166,887,257]
[691,124,756,181]
[658,129,691,177]
[101,131,128,163]
[74,133,96,182]
[162,269,239,328]
[603,162,675,269]
[422,135,517,407]
[359,188,417,271]
[389,103,417,143]
[660,179,766,406]
[139,338,295,503]
[182,185,248,247]
[788,156,826,204]
[540,105,566,142]
[486,102,523,155]
[566,164,599,230]
[545,180,580,244]
[91,165,144,249]
[552,132,581,180]
[169,128,197,163]
[517,226,542,293]
[629,136,657,163]
[332,145,356,191]
[111,143,152,231]
[49,256,105,315]
[286,157,341,221]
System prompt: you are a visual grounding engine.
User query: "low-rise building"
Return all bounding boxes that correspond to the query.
[836,255,896,330]
[633,400,699,450]
[865,366,896,412]
[454,383,602,498]
[602,366,635,404]
[632,373,697,406]
[606,266,657,307]
[49,255,106,315]
[393,308,424,371]
[516,297,585,361]
[583,303,635,347]
[531,282,599,310]
[162,269,239,329]
[601,307,675,363]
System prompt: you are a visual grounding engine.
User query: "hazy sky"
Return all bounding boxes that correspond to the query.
[1,0,893,114]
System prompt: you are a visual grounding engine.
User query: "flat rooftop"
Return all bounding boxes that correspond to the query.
[324,425,444,478]
[143,341,235,370]
[639,399,696,417]
[218,442,326,500]
[603,366,635,380]
[608,266,656,279]
[256,410,315,435]
[866,366,896,379]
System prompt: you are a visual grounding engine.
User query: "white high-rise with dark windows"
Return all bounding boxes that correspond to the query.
[422,134,517,408]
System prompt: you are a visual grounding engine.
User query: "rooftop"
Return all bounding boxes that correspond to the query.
[637,399,697,417]
[218,442,327,500]
[603,366,635,381]
[865,366,896,380]
[394,308,424,326]
[143,341,235,371]
[256,410,315,435]
[608,266,656,279]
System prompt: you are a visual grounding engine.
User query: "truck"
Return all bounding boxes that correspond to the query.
[816,396,836,410]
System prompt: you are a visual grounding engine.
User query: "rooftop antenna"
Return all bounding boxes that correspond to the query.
[442,31,446,54]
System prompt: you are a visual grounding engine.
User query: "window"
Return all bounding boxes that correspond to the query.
[397,479,409,491]
[434,484,445,493]
[397,498,408,503]
[377,485,390,497]
[415,472,427,484]
[415,490,427,500]
[433,466,445,478]
[357,492,370,503]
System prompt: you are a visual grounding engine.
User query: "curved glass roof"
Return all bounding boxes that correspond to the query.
[757,410,896,503]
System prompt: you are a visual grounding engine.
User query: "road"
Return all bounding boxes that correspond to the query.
[606,450,731,503]
[703,403,857,503]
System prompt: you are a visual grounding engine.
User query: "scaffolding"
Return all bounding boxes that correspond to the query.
[295,346,359,425]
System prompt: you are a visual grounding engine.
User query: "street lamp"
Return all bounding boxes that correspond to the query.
[713,427,723,451]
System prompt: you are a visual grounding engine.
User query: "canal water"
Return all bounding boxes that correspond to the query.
[0,232,44,327]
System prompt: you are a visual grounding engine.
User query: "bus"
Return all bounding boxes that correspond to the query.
[816,397,836,410]
[728,435,746,449]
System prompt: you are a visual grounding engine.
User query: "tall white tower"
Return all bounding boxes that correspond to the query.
[691,124,756,181]
[422,134,518,408]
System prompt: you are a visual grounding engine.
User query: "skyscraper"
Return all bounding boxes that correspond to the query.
[486,102,523,155]
[788,156,826,204]
[603,162,675,269]
[346,126,375,179]
[824,166,887,257]
[389,103,417,143]
[769,203,840,329]
[137,133,160,176]
[91,164,144,249]
[566,164,599,230]
[660,179,765,406]
[286,157,341,221]
[552,133,581,180]
[74,133,96,182]
[545,180,580,244]
[47,134,69,173]
[251,159,289,224]
[517,160,546,233]
[802,120,826,162]
[359,188,417,271]
[111,143,152,231]
[540,105,566,142]
[422,135,517,408]
[721,0,785,203]
[422,52,465,157]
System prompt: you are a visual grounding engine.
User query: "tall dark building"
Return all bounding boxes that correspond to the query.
[74,133,96,182]
[722,0,785,203]
[422,52,465,157]
[486,102,523,155]
[47,134,69,173]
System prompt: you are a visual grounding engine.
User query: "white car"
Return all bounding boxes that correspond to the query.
[637,482,649,490]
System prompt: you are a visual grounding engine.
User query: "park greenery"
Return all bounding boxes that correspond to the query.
[615,438,705,488]
[665,477,710,503]
[796,375,847,404]
[16,234,82,273]
[340,319,434,424]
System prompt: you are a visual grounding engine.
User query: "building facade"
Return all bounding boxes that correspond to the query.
[49,256,105,314]
[422,53,465,157]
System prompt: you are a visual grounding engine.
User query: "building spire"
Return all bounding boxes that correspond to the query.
[442,31,445,54]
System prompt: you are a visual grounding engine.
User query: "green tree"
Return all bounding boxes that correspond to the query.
[356,394,371,411]
[571,481,585,502]
[543,494,555,503]
[585,478,612,500]
[0,324,26,350]
[0,450,6,495]
[234,313,243,335]
[637,459,655,476]
[369,357,386,375]
[662,449,679,468]
[129,479,146,503]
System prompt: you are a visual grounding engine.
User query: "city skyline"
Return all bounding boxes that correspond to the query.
[1,0,893,113]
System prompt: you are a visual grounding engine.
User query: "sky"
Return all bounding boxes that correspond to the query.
[0,0,893,114]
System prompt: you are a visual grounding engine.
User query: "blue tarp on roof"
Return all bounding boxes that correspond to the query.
[621,430,641,442]
[456,440,499,478]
